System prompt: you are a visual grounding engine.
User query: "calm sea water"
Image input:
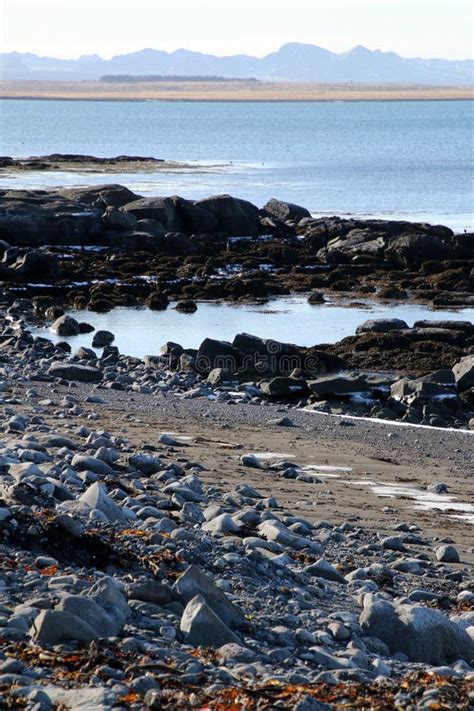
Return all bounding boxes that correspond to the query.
[30,298,474,357]
[1,99,473,231]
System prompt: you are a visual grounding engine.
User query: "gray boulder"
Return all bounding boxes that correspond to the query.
[74,346,97,361]
[78,482,127,524]
[452,355,474,391]
[13,250,59,281]
[0,190,102,246]
[31,576,129,647]
[180,594,240,648]
[308,374,368,398]
[48,362,103,383]
[385,232,451,266]
[196,338,242,374]
[51,315,80,336]
[103,205,138,231]
[128,453,163,475]
[72,455,115,477]
[195,194,260,236]
[263,198,311,224]
[60,184,140,208]
[121,196,183,231]
[305,558,347,584]
[435,545,460,563]
[57,596,120,638]
[259,376,307,397]
[318,229,387,263]
[92,330,115,348]
[359,593,474,664]
[206,368,236,386]
[85,576,130,628]
[30,610,98,646]
[356,318,409,334]
[173,565,245,628]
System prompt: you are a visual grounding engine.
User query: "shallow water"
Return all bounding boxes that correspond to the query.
[29,296,474,357]
[1,99,473,231]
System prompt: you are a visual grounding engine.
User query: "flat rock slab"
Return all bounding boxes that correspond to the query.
[48,363,103,383]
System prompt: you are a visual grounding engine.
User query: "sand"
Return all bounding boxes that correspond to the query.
[16,380,474,562]
[0,80,472,102]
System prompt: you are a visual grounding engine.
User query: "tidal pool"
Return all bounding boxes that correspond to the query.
[29,296,474,359]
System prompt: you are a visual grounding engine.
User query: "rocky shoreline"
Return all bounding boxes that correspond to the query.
[0,323,472,709]
[0,155,200,174]
[0,181,472,707]
[0,183,472,311]
[0,183,473,429]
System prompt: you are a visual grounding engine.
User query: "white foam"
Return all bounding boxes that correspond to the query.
[299,407,474,434]
[250,452,296,460]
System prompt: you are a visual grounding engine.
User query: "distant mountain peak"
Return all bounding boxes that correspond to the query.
[0,42,472,84]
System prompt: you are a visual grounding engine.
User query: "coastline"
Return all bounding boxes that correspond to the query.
[0,80,472,102]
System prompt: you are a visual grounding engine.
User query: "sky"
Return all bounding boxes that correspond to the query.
[1,0,473,61]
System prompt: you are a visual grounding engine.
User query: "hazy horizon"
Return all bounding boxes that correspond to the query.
[1,0,473,62]
[3,41,474,64]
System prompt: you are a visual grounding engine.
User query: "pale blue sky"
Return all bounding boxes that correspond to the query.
[1,0,472,60]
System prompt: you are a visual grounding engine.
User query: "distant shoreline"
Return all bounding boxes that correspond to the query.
[0,80,472,102]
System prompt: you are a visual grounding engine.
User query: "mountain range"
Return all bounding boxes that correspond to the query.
[1,43,473,84]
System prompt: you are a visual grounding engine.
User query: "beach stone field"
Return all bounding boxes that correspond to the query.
[0,174,473,709]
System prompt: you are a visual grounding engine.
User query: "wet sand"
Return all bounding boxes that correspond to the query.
[15,380,474,561]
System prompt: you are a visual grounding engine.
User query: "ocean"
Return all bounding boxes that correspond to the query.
[0,98,473,231]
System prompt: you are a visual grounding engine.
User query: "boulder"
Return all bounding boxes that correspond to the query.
[85,576,130,627]
[48,362,103,383]
[390,378,456,403]
[72,456,115,477]
[57,596,120,638]
[356,319,409,334]
[413,320,474,334]
[0,189,102,246]
[195,195,260,236]
[92,330,115,347]
[146,292,169,310]
[359,594,473,664]
[206,368,236,385]
[60,184,140,208]
[176,199,218,233]
[263,198,311,224]
[30,610,98,647]
[31,576,129,647]
[435,545,460,563]
[318,229,387,263]
[175,300,197,313]
[304,558,347,584]
[13,250,59,281]
[74,346,97,361]
[122,196,184,232]
[173,565,245,628]
[259,376,308,397]
[307,291,325,304]
[51,315,80,336]
[452,355,474,390]
[385,232,451,266]
[78,482,127,524]
[180,594,240,648]
[102,205,138,231]
[195,338,242,374]
[308,374,368,398]
[128,453,163,475]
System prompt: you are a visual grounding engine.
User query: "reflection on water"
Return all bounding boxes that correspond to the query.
[29,296,474,358]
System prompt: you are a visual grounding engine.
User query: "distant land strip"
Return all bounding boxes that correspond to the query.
[0,80,473,102]
[98,75,260,83]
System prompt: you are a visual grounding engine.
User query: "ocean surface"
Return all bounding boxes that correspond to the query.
[1,99,473,231]
[30,297,474,357]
